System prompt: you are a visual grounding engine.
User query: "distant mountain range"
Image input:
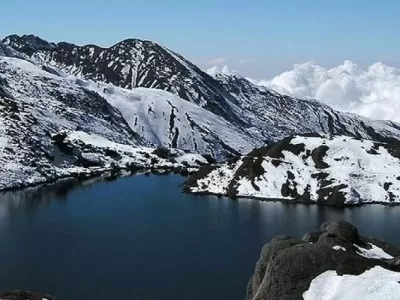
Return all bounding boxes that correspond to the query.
[1,34,400,193]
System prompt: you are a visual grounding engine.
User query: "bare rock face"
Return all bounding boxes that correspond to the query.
[246,221,400,300]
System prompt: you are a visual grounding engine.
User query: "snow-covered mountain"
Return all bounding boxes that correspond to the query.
[5,34,400,151]
[0,46,207,191]
[185,134,400,205]
[4,34,400,196]
[2,34,243,126]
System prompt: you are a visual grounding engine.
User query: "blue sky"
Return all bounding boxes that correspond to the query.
[1,0,399,77]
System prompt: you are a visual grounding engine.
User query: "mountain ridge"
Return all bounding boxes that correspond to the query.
[3,34,400,160]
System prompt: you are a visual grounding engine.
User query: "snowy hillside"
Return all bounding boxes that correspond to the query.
[6,34,400,149]
[185,134,400,205]
[0,49,206,191]
[0,42,25,59]
[83,83,262,160]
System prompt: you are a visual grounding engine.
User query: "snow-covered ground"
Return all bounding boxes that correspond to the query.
[186,135,400,205]
[303,266,400,300]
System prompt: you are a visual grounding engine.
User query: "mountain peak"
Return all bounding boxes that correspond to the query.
[2,34,56,56]
[117,38,156,46]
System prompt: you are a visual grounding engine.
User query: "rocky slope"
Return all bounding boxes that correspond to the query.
[185,134,400,205]
[246,221,400,300]
[5,34,400,152]
[0,47,207,191]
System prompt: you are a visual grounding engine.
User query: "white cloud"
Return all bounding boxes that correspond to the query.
[207,65,235,76]
[256,61,400,123]
[208,57,228,65]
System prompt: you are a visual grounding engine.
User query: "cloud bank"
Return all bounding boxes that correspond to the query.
[257,61,400,123]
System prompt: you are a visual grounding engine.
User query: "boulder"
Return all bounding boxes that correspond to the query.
[246,221,400,300]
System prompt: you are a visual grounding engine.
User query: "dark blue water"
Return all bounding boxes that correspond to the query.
[0,174,399,300]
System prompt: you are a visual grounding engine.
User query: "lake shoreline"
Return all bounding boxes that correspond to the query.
[0,165,197,194]
[185,190,400,207]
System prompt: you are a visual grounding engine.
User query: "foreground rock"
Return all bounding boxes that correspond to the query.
[185,134,400,205]
[0,290,54,300]
[246,221,400,300]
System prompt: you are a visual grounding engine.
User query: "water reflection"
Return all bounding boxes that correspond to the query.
[0,175,119,213]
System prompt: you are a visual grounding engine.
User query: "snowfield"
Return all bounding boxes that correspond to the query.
[354,243,394,260]
[186,135,400,205]
[303,266,400,300]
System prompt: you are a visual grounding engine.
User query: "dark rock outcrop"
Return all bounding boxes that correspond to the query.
[246,221,400,300]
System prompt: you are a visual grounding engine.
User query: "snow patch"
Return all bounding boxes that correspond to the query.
[354,243,394,260]
[332,246,347,252]
[303,266,400,300]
